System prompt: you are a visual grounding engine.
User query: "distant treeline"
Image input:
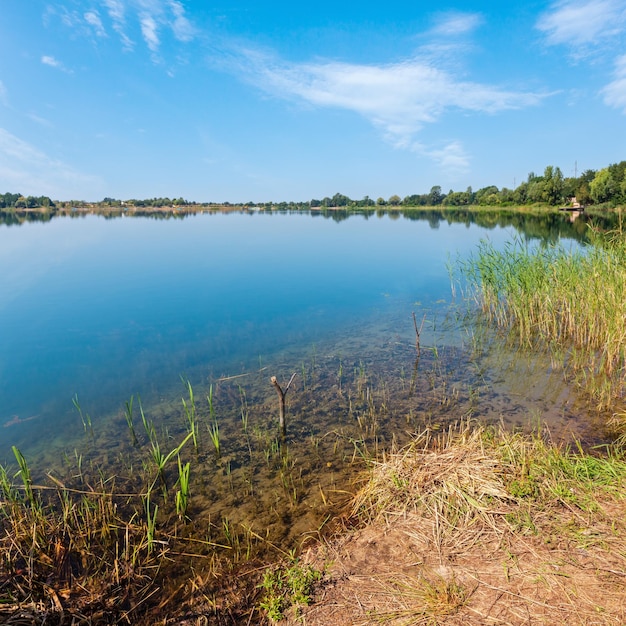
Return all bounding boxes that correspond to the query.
[0,192,55,208]
[3,161,626,210]
[300,162,625,209]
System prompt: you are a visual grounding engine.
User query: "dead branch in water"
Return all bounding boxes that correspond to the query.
[270,373,297,438]
[412,311,426,357]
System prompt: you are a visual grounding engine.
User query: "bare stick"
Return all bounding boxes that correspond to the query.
[270,373,297,437]
[412,312,426,357]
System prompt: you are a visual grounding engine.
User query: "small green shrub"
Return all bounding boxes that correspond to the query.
[259,558,323,622]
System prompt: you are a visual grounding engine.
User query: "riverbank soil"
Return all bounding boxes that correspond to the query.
[281,426,626,625]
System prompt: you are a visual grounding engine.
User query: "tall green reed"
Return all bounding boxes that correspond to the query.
[12,446,36,508]
[208,415,221,458]
[181,379,199,452]
[175,455,191,519]
[459,231,626,407]
[206,384,221,457]
[148,431,194,495]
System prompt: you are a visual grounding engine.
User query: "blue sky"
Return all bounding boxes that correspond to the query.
[1,0,626,202]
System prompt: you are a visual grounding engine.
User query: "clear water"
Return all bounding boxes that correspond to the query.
[0,209,599,466]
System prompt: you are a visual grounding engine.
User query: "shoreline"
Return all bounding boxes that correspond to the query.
[3,421,626,624]
[4,202,625,215]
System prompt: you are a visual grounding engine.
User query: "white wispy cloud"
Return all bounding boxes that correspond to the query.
[44,1,195,58]
[41,55,61,68]
[104,0,195,56]
[537,1,626,113]
[41,55,73,74]
[140,13,160,52]
[168,0,195,42]
[84,10,107,38]
[0,128,101,197]
[57,6,82,29]
[103,0,135,49]
[103,0,126,26]
[429,12,484,37]
[536,0,626,47]
[27,113,54,128]
[233,50,547,157]
[422,141,471,173]
[603,54,626,110]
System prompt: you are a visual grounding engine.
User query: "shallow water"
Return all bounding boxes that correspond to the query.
[0,210,490,456]
[0,209,609,552]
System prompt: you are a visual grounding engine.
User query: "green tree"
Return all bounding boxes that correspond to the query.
[428,186,444,205]
[542,165,564,205]
[576,182,592,205]
[388,194,401,206]
[527,179,545,203]
[513,181,528,204]
[443,189,472,206]
[331,193,351,207]
[474,186,499,205]
[590,168,618,204]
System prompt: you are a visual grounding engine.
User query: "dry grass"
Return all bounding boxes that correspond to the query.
[0,443,265,625]
[285,420,626,625]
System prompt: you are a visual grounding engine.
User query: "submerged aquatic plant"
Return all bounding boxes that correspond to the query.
[138,395,155,441]
[124,395,138,446]
[72,393,94,439]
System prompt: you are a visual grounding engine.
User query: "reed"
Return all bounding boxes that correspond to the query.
[0,463,18,507]
[144,493,159,553]
[148,431,194,495]
[175,455,191,519]
[138,395,156,442]
[72,393,94,439]
[239,385,249,433]
[0,425,255,623]
[12,446,36,509]
[181,379,199,452]
[459,230,626,408]
[0,452,164,622]
[73,448,84,480]
[337,359,343,393]
[208,415,221,458]
[207,383,216,421]
[301,361,307,391]
[124,394,138,446]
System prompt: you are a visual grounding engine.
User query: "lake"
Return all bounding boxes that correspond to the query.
[0,208,608,546]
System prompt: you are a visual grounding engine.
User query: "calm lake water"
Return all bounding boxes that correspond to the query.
[0,209,605,476]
